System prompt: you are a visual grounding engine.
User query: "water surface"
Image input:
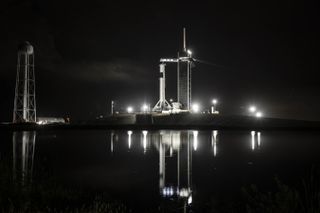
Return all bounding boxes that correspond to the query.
[1,130,320,212]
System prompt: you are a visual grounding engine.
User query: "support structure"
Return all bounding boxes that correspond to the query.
[177,28,193,110]
[154,28,194,112]
[13,41,36,123]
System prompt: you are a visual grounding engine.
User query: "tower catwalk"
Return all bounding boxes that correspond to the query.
[13,41,36,123]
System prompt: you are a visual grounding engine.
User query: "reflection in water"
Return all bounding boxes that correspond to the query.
[193,131,198,151]
[110,131,114,153]
[257,132,261,147]
[12,131,36,185]
[159,131,193,211]
[250,131,262,151]
[211,130,218,157]
[142,130,148,153]
[127,130,132,149]
[107,130,264,211]
[251,131,256,150]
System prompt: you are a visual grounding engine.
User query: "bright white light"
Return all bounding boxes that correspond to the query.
[187,49,192,55]
[257,132,261,147]
[213,130,218,138]
[127,106,133,113]
[142,130,148,153]
[255,111,263,118]
[193,131,198,151]
[188,195,192,205]
[192,103,200,113]
[212,130,218,157]
[251,131,255,150]
[142,104,148,112]
[249,106,256,113]
[212,99,218,105]
[127,130,132,149]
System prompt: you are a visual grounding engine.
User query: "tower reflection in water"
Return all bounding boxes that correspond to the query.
[211,130,218,157]
[12,131,36,185]
[159,130,193,210]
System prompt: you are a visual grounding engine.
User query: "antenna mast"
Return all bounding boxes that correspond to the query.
[183,28,187,52]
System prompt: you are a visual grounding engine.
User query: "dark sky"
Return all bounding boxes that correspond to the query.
[1,0,320,121]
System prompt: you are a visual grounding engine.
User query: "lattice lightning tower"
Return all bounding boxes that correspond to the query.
[13,41,36,123]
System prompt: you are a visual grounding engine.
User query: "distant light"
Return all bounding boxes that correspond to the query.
[192,103,200,113]
[127,106,133,113]
[249,106,256,113]
[169,98,174,103]
[255,111,263,118]
[187,49,192,56]
[188,195,192,205]
[212,99,218,105]
[142,104,148,112]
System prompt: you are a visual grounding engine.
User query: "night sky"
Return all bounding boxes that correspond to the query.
[1,0,320,121]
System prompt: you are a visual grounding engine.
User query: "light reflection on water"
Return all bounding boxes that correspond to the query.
[8,129,320,212]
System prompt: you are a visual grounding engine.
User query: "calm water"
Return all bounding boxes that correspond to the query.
[1,130,320,212]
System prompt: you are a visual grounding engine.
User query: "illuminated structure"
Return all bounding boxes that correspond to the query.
[13,42,36,123]
[13,131,36,185]
[177,28,193,110]
[153,28,194,112]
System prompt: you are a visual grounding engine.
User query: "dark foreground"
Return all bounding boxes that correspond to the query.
[0,129,320,212]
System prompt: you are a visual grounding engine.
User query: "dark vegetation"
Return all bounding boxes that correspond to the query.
[1,161,319,213]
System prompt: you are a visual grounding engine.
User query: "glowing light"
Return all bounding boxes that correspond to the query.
[212,99,218,105]
[212,130,218,157]
[257,132,261,147]
[188,195,193,205]
[256,111,263,118]
[187,49,192,56]
[249,106,256,113]
[142,130,148,153]
[251,131,255,150]
[127,106,133,113]
[192,103,200,113]
[193,130,198,151]
[213,130,218,138]
[142,104,148,112]
[127,130,132,149]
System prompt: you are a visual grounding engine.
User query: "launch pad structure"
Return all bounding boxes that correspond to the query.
[153,28,194,113]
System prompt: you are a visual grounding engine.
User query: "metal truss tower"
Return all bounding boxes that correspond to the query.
[177,28,193,110]
[13,41,36,123]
